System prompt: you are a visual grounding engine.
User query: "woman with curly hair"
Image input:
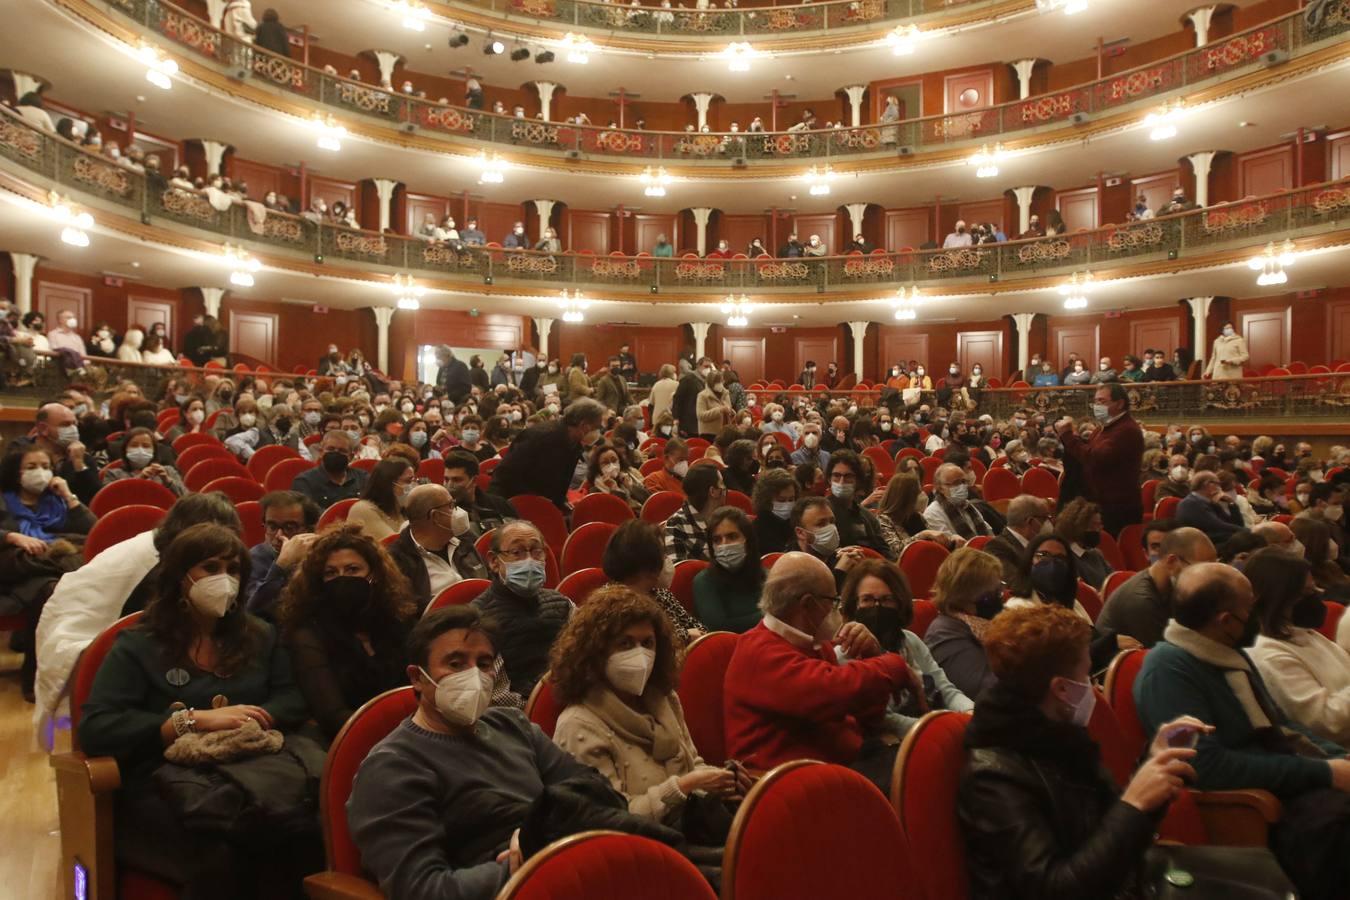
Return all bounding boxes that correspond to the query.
[585,441,650,514]
[1053,498,1114,592]
[278,525,417,740]
[551,585,750,830]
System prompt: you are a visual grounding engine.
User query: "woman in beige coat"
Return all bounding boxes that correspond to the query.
[695,370,733,438]
[1203,321,1250,380]
[565,352,594,403]
[551,586,750,827]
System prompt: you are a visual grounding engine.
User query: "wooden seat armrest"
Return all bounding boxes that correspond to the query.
[303,871,385,900]
[1190,788,1283,847]
[51,751,123,793]
[1191,789,1282,822]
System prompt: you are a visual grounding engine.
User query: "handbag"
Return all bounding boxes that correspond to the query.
[1143,845,1296,899]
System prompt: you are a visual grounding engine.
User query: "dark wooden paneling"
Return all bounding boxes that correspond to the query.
[956,330,1002,376]
[1239,145,1293,197]
[229,311,278,366]
[634,333,681,375]
[227,156,285,200]
[1056,187,1098,231]
[722,337,766,383]
[1329,299,1350,363]
[1239,308,1291,368]
[1330,132,1350,181]
[1131,171,1179,218]
[944,69,994,114]
[794,335,839,377]
[634,214,678,254]
[1129,316,1182,359]
[720,215,770,255]
[566,210,611,254]
[405,192,450,235]
[885,208,930,251]
[475,201,525,245]
[794,214,838,254]
[1050,322,1100,368]
[308,176,355,214]
[37,282,90,328]
[956,199,1005,232]
[127,296,175,336]
[882,332,930,370]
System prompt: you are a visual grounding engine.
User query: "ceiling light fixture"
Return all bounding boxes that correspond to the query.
[392,273,425,310]
[49,192,94,247]
[803,164,835,196]
[477,150,507,184]
[222,243,261,287]
[721,42,757,72]
[887,24,920,56]
[449,33,470,48]
[510,47,532,62]
[393,0,431,31]
[137,44,178,90]
[722,294,752,327]
[891,285,921,320]
[1036,0,1087,14]
[1249,240,1295,286]
[560,33,597,65]
[484,37,506,55]
[1058,270,1094,309]
[1144,99,1185,141]
[535,50,555,64]
[560,289,589,323]
[310,113,346,152]
[640,166,671,198]
[968,143,1004,178]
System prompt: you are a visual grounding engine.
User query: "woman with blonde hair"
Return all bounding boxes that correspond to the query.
[922,547,1005,699]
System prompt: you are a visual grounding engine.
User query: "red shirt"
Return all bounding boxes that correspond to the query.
[1061,413,1145,511]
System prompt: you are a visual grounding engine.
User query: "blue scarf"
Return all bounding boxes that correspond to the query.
[4,490,67,542]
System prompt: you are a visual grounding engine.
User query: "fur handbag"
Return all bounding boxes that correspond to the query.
[163,718,283,765]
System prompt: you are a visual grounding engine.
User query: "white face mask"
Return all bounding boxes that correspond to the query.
[239,413,257,428]
[803,433,820,449]
[187,573,239,619]
[605,646,656,697]
[1059,677,1096,727]
[421,665,493,727]
[1327,506,1344,523]
[601,462,620,479]
[187,409,205,425]
[771,411,784,422]
[20,467,53,493]
[814,603,844,645]
[772,500,794,520]
[126,447,154,469]
[671,460,689,477]
[808,523,839,555]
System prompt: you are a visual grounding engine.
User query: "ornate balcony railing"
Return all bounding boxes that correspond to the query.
[90,0,1350,164]
[5,105,1350,295]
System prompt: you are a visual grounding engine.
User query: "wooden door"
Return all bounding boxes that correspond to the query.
[1129,316,1182,359]
[229,311,278,366]
[308,177,356,216]
[566,210,611,254]
[405,193,450,235]
[720,215,770,254]
[722,337,765,384]
[793,214,838,254]
[1239,309,1290,368]
[127,296,175,337]
[881,331,930,371]
[634,214,678,254]
[37,282,90,329]
[1056,188,1099,232]
[1331,133,1350,181]
[944,70,994,114]
[634,334,680,377]
[957,199,1005,233]
[227,156,285,201]
[794,336,838,379]
[956,330,1003,377]
[1050,322,1100,368]
[1238,146,1293,197]
[1131,172,1178,217]
[1328,299,1350,362]
[885,208,930,251]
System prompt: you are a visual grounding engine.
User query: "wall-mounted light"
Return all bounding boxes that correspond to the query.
[393,273,425,310]
[560,289,589,322]
[137,44,178,90]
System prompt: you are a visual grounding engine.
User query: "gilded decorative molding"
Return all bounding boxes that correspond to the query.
[253,53,306,90]
[590,259,642,278]
[1107,66,1172,101]
[420,106,477,132]
[160,187,217,219]
[71,156,132,196]
[161,9,222,57]
[1016,239,1071,263]
[843,257,896,277]
[1201,382,1263,410]
[1018,93,1077,124]
[334,82,393,115]
[334,230,390,257]
[1313,188,1350,213]
[510,121,561,146]
[1202,26,1277,72]
[756,261,812,280]
[0,120,42,160]
[926,248,986,272]
[1107,223,1165,251]
[505,253,560,274]
[1202,204,1268,235]
[262,214,305,242]
[674,260,727,280]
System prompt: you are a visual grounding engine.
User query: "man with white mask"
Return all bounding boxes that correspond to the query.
[790,496,866,588]
[10,401,98,504]
[924,462,993,540]
[723,552,910,790]
[386,484,485,610]
[348,606,610,900]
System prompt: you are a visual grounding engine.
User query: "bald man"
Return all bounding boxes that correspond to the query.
[722,552,911,790]
[1252,521,1301,557]
[387,484,486,610]
[1096,527,1216,648]
[1135,562,1350,897]
[7,401,98,504]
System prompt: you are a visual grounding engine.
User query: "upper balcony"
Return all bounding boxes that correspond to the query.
[71,0,1350,170]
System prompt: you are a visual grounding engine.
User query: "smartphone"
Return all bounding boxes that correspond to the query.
[1161,723,1200,749]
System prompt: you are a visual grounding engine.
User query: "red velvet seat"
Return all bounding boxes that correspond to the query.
[1020,466,1060,504]
[726,760,918,900]
[965,535,991,551]
[499,832,716,900]
[560,521,617,576]
[760,552,784,571]
[723,489,753,514]
[245,444,301,482]
[508,494,569,559]
[236,500,265,549]
[909,598,938,636]
[89,478,176,518]
[264,458,316,493]
[676,631,738,765]
[417,457,445,484]
[316,498,359,531]
[861,446,895,481]
[304,687,418,899]
[170,431,221,454]
[156,408,180,433]
[1117,523,1148,570]
[571,492,635,529]
[1140,479,1161,515]
[891,711,973,900]
[1104,649,1149,752]
[200,475,265,504]
[918,456,942,484]
[1075,579,1103,622]
[1320,600,1346,641]
[556,567,608,606]
[899,540,949,599]
[1095,529,1125,571]
[639,458,665,477]
[1101,569,1136,603]
[428,578,492,610]
[981,466,1019,502]
[669,559,708,614]
[1154,495,1182,520]
[524,676,562,738]
[84,505,166,563]
[349,458,377,473]
[895,447,924,462]
[174,443,235,476]
[183,457,252,493]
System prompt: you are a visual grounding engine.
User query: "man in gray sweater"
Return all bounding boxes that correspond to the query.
[1095,527,1215,648]
[348,607,603,900]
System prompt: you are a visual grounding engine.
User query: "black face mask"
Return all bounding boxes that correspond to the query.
[974,590,1003,621]
[273,417,292,433]
[852,605,904,654]
[322,451,350,475]
[325,575,372,621]
[1290,593,1328,630]
[1030,557,1074,605]
[1079,531,1101,549]
[1231,611,1261,648]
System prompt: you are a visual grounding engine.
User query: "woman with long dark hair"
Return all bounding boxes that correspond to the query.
[693,507,765,633]
[347,457,413,541]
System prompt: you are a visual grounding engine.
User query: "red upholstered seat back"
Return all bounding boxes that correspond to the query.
[965,535,991,551]
[1154,496,1181,520]
[641,491,686,523]
[417,457,445,484]
[1102,570,1136,603]
[1075,580,1103,622]
[1105,649,1149,752]
[1087,687,1138,788]
[183,457,252,493]
[429,578,492,610]
[899,540,949,599]
[571,492,636,529]
[525,676,562,738]
[246,443,300,482]
[200,475,266,504]
[861,446,895,480]
[316,498,359,531]
[669,559,709,614]
[759,552,783,571]
[726,761,917,900]
[70,613,144,749]
[981,466,1020,502]
[676,632,738,765]
[560,521,617,576]
[556,567,608,606]
[509,494,569,558]
[322,687,419,874]
[89,478,176,517]
[909,599,939,637]
[174,443,234,476]
[500,832,716,900]
[723,490,753,514]
[170,431,221,454]
[83,505,165,563]
[1020,466,1060,503]
[1095,529,1125,571]
[264,457,317,492]
[236,500,266,548]
[1320,601,1346,641]
[1117,524,1148,570]
[892,711,972,900]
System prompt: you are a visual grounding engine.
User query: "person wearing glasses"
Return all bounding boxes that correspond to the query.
[244,490,320,622]
[983,494,1053,583]
[471,521,572,698]
[387,484,488,611]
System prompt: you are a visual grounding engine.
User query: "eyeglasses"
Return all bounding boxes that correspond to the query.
[264,521,306,536]
[496,546,547,561]
[857,594,896,607]
[1032,550,1068,562]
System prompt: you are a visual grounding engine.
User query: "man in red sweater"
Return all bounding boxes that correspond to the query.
[723,553,911,790]
[1056,384,1145,535]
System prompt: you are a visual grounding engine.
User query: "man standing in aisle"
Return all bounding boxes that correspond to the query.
[1055,384,1145,534]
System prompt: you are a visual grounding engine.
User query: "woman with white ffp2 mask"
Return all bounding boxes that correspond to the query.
[551,585,748,831]
[101,426,187,496]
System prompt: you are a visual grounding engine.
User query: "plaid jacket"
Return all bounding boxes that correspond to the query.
[663,502,710,562]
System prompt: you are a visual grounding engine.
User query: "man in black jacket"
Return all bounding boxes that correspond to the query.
[444,452,516,539]
[488,399,604,509]
[435,345,473,403]
[671,359,709,438]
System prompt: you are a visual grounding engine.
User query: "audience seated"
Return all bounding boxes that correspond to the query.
[346,458,413,541]
[604,519,704,641]
[643,437,689,494]
[244,490,318,621]
[489,398,605,510]
[1053,498,1115,592]
[922,547,1004,699]
[825,450,891,559]
[1177,470,1246,544]
[983,494,1051,581]
[552,585,748,837]
[924,462,994,539]
[722,552,910,790]
[100,426,185,495]
[347,606,614,900]
[388,484,484,609]
[960,604,1205,900]
[78,523,316,899]
[662,464,725,563]
[9,402,99,504]
[585,441,650,514]
[290,430,367,509]
[1292,517,1350,603]
[443,451,516,539]
[840,558,972,736]
[749,467,797,554]
[1095,527,1215,648]
[693,507,765,634]
[1135,562,1350,899]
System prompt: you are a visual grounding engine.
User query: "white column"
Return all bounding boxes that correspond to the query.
[1187,151,1217,207]
[1011,186,1038,236]
[534,82,558,121]
[1187,5,1217,46]
[11,73,42,100]
[533,199,556,231]
[9,252,38,315]
[691,93,714,130]
[371,306,395,375]
[199,287,225,318]
[1012,312,1037,372]
[1010,59,1038,100]
[844,203,868,240]
[690,322,712,361]
[200,140,228,177]
[204,0,226,26]
[847,321,870,380]
[690,208,713,257]
[1186,296,1214,372]
[842,85,866,127]
[372,179,398,233]
[373,51,401,90]
[534,317,555,359]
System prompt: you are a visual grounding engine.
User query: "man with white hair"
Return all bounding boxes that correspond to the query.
[943,220,972,248]
[723,552,910,789]
[924,463,993,539]
[803,234,827,257]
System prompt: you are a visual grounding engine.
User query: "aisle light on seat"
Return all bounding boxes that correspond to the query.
[137,45,178,90]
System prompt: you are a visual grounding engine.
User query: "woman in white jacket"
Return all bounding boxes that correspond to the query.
[116,327,143,364]
[1247,547,1350,745]
[221,0,258,41]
